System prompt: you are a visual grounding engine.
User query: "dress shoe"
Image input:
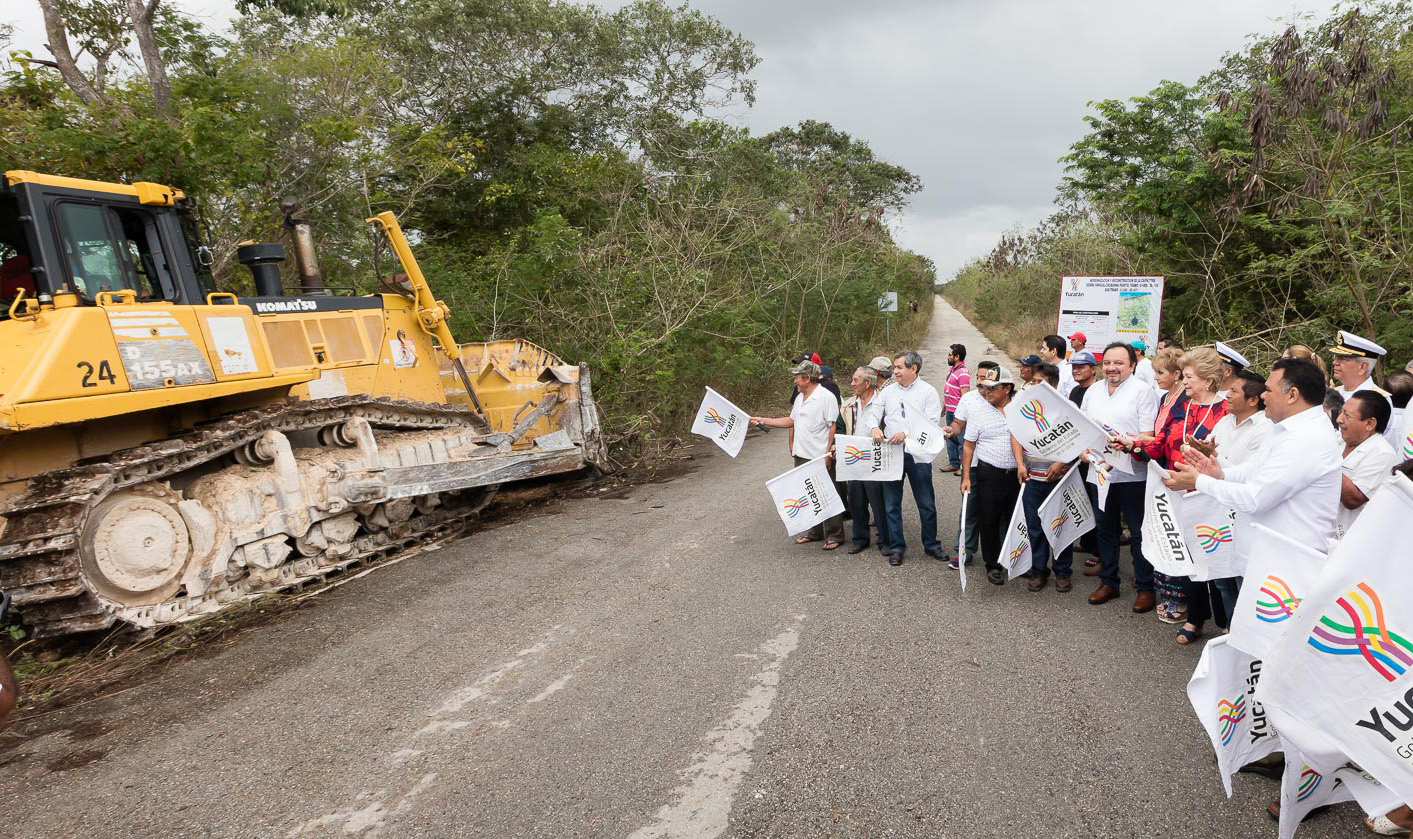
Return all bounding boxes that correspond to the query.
[1088,584,1119,605]
[1027,572,1049,592]
[986,568,1006,585]
[925,548,948,562]
[1055,576,1072,593]
[888,553,903,566]
[1082,558,1102,576]
[1131,591,1157,613]
[846,544,868,555]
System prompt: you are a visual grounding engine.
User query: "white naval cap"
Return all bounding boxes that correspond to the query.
[1214,341,1250,370]
[1330,330,1387,359]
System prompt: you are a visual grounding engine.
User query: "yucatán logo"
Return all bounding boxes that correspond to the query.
[1217,695,1247,746]
[1195,524,1233,554]
[1309,583,1413,682]
[1255,575,1301,624]
[703,407,738,440]
[1149,490,1188,560]
[782,477,827,519]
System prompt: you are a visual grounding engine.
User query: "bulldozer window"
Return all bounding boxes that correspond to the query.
[0,194,35,310]
[55,203,169,301]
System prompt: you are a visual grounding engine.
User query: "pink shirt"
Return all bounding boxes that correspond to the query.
[944,363,970,412]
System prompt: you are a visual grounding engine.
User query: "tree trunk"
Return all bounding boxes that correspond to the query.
[35,0,107,107]
[126,0,172,118]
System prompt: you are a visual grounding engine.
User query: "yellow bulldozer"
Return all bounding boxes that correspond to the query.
[0,171,608,639]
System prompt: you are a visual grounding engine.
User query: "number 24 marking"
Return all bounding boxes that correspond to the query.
[77,360,118,388]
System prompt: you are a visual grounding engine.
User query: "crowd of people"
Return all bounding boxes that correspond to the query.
[748,328,1413,835]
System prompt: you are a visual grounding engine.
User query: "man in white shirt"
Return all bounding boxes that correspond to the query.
[1207,371,1273,470]
[1165,358,1342,561]
[1335,391,1397,537]
[1331,330,1392,404]
[943,360,1000,566]
[866,351,946,565]
[1039,335,1075,398]
[752,360,844,549]
[1082,342,1159,611]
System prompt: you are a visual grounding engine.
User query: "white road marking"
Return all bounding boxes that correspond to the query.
[287,773,437,837]
[527,671,576,704]
[626,615,807,839]
[289,626,566,836]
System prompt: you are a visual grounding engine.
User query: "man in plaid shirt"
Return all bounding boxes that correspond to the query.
[941,343,970,473]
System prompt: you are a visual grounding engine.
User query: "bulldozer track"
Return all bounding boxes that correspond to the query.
[0,396,496,638]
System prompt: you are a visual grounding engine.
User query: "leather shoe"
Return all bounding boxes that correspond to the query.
[1088,584,1119,605]
[925,548,948,561]
[1132,591,1157,613]
[1082,558,1102,576]
[1055,576,1072,593]
[986,568,1006,585]
[1027,572,1049,592]
[888,553,903,566]
[846,544,868,555]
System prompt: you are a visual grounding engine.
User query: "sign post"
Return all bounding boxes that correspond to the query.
[878,291,898,343]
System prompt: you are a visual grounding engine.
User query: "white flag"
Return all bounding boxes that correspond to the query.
[764,457,846,536]
[998,495,1033,580]
[1142,461,1199,577]
[1257,475,1413,806]
[1182,491,1240,582]
[903,415,947,464]
[1085,453,1112,512]
[1277,748,1355,839]
[1036,467,1094,555]
[834,434,904,482]
[1187,636,1281,797]
[1006,381,1111,463]
[1227,523,1327,661]
[690,387,749,458]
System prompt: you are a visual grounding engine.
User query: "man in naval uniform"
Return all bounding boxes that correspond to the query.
[1331,330,1391,406]
[1214,341,1250,399]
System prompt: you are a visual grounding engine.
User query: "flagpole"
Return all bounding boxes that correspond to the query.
[957,491,969,592]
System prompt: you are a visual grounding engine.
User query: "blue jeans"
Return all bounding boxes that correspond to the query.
[847,479,890,550]
[882,453,940,556]
[944,410,962,469]
[1022,479,1073,577]
[1096,480,1154,592]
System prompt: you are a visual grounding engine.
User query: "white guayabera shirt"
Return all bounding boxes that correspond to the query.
[1080,374,1157,485]
[863,377,942,437]
[1194,405,1342,551]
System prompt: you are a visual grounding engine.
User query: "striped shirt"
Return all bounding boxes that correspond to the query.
[963,398,1018,469]
[944,363,970,412]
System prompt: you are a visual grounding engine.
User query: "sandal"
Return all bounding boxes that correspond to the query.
[1177,624,1203,646]
[794,535,821,545]
[1366,814,1413,836]
[822,541,843,551]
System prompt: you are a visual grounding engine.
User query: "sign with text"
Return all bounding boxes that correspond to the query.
[1036,467,1095,555]
[1058,275,1164,352]
[834,434,904,482]
[765,457,846,536]
[1005,382,1110,464]
[691,387,749,458]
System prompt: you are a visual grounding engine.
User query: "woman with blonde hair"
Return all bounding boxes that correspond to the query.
[1282,343,1330,380]
[1162,348,1230,645]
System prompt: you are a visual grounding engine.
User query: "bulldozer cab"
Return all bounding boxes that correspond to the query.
[1,172,212,312]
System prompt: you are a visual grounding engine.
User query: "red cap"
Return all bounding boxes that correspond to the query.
[810,352,821,364]
[1067,332,1087,343]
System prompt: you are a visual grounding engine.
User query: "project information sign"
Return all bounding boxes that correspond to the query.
[1057,275,1164,351]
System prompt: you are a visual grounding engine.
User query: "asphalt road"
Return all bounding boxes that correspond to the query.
[0,298,1368,838]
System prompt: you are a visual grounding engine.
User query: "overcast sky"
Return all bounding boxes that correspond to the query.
[7,0,1341,280]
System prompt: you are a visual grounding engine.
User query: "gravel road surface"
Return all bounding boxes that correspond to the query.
[0,298,1366,838]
